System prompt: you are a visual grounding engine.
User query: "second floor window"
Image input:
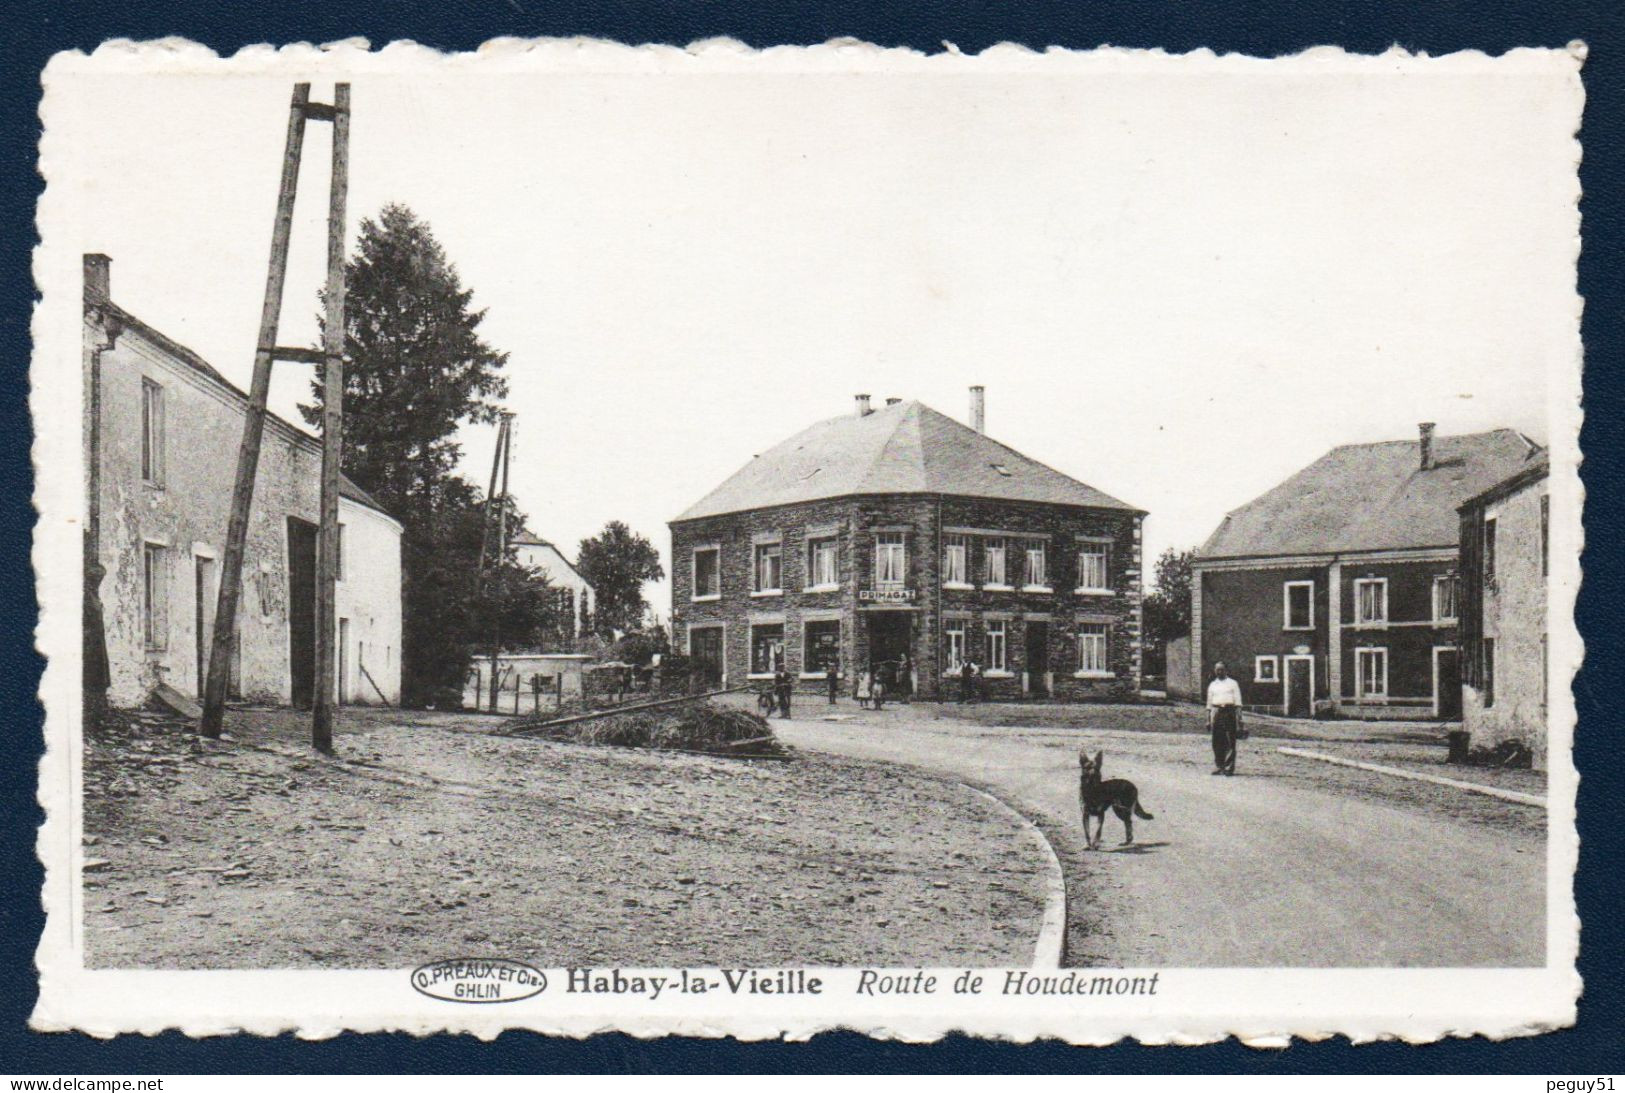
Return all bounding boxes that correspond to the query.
[942,535,968,585]
[141,378,165,486]
[1077,543,1109,591]
[985,538,1007,586]
[1483,516,1498,583]
[1024,542,1048,588]
[692,547,720,599]
[1283,581,1313,630]
[1354,578,1388,625]
[875,532,906,587]
[1432,574,1459,623]
[807,536,837,588]
[753,541,783,593]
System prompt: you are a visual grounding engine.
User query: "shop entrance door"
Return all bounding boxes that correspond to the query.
[866,612,912,695]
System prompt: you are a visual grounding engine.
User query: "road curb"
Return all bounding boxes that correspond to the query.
[1276,746,1547,808]
[961,785,1068,969]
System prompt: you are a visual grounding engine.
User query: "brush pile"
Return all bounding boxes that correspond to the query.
[521,700,788,759]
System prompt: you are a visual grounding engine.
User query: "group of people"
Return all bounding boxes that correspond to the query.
[855,654,912,710]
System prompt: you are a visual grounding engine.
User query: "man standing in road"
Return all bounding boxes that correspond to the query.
[825,657,840,705]
[774,664,794,719]
[1207,662,1242,775]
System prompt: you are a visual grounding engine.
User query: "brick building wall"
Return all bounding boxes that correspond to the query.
[1336,556,1459,714]
[1194,564,1330,714]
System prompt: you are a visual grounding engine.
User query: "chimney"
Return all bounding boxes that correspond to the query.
[84,253,111,302]
[1419,422,1436,470]
[854,394,872,417]
[969,385,986,434]
[885,397,901,406]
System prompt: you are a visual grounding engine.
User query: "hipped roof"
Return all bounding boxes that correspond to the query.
[674,399,1138,522]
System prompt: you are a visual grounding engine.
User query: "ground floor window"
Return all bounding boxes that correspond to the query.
[142,542,168,651]
[1077,623,1108,673]
[1482,637,1496,708]
[804,620,840,673]
[750,624,785,675]
[943,620,967,671]
[1356,647,1387,698]
[1254,655,1279,683]
[986,620,1007,672]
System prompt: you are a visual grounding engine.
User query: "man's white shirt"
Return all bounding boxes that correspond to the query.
[1207,677,1243,707]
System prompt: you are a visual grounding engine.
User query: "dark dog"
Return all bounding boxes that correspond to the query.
[1078,749,1154,849]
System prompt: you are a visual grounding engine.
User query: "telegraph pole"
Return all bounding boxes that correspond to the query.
[201,83,351,745]
[484,414,513,711]
[311,83,351,754]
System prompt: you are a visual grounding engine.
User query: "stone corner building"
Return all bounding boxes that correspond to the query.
[1190,424,1542,720]
[669,390,1146,700]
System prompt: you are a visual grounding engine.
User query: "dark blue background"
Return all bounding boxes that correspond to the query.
[4,0,1620,1074]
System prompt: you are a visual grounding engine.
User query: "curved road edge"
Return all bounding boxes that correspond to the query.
[958,783,1069,969]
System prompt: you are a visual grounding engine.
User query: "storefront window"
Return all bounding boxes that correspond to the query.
[804,620,840,672]
[750,624,785,675]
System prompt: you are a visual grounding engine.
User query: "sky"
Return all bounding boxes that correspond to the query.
[47,45,1581,615]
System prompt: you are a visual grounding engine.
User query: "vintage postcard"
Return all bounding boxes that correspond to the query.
[32,39,1583,1042]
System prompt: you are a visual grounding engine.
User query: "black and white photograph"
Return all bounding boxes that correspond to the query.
[31,40,1582,1041]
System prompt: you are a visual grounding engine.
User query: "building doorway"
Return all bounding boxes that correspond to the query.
[1434,646,1462,720]
[1284,655,1314,718]
[865,611,912,690]
[287,517,318,708]
[193,554,216,698]
[1025,621,1050,697]
[338,617,350,706]
[689,625,724,687]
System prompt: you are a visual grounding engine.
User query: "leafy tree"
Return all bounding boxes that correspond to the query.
[1141,547,1196,677]
[576,521,665,638]
[302,204,518,705]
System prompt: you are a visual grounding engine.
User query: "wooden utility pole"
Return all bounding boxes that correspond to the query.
[484,413,514,711]
[201,83,351,745]
[312,83,351,754]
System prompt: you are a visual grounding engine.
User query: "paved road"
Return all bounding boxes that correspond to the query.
[775,710,1545,968]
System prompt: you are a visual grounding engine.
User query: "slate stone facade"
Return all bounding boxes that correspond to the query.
[671,494,1143,700]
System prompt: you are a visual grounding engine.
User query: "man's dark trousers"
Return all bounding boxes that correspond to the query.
[1211,706,1238,773]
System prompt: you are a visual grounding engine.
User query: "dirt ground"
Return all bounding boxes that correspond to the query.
[82,707,1046,969]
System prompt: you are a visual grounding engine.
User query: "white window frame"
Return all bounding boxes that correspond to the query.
[1254,655,1280,683]
[984,538,1009,589]
[751,540,783,596]
[874,532,907,588]
[805,536,839,591]
[1356,647,1389,699]
[1353,577,1389,627]
[748,622,786,679]
[141,377,166,487]
[1075,623,1110,677]
[942,535,971,589]
[1282,580,1315,631]
[985,619,1008,673]
[942,619,967,675]
[1076,542,1110,593]
[690,545,721,602]
[1023,541,1051,592]
[1431,574,1459,624]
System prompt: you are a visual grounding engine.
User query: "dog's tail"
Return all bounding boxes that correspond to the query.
[1133,799,1154,820]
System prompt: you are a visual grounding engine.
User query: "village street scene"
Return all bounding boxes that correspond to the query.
[70,70,1560,974]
